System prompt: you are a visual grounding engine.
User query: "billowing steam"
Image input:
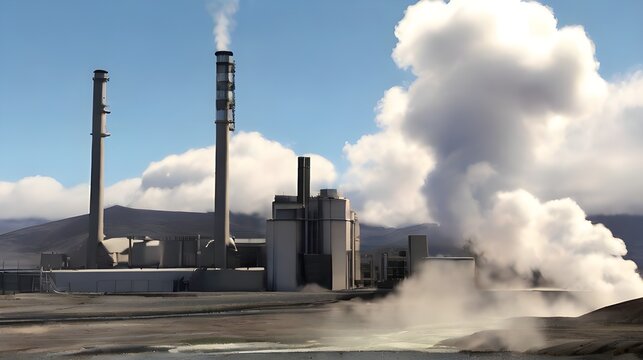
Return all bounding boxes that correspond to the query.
[345,0,643,304]
[207,0,239,51]
[471,190,642,303]
[333,1,643,349]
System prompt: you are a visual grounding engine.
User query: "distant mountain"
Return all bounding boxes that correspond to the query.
[0,206,265,267]
[359,222,467,256]
[0,218,48,236]
[588,215,643,272]
[1,207,641,270]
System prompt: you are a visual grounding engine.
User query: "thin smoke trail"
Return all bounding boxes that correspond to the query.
[207,0,239,51]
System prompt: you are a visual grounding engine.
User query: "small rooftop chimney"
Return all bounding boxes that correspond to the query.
[297,157,310,207]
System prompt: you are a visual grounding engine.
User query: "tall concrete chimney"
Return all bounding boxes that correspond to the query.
[214,51,235,269]
[87,70,110,269]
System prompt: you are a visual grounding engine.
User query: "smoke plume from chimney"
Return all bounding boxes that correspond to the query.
[207,0,239,51]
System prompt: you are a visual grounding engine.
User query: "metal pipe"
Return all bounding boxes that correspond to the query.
[87,70,110,269]
[214,51,235,269]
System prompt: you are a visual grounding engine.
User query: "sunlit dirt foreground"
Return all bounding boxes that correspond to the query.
[0,293,642,359]
[0,291,489,358]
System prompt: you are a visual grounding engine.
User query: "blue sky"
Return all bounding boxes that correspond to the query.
[1,0,641,187]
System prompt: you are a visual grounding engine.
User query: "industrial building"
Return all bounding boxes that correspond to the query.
[266,157,361,291]
[31,49,367,293]
[34,50,268,292]
[360,235,475,288]
[21,48,475,295]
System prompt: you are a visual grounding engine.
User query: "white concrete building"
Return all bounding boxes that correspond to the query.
[266,157,360,291]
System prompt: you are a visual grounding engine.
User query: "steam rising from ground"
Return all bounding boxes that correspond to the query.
[322,257,635,352]
[330,0,643,350]
[207,0,239,51]
[344,0,643,303]
[318,261,589,352]
[472,190,642,302]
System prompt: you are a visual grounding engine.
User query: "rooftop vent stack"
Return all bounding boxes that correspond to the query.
[87,70,110,269]
[214,50,235,269]
[297,157,310,207]
[297,157,311,253]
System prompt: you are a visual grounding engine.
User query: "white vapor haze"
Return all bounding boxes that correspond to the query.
[207,0,239,51]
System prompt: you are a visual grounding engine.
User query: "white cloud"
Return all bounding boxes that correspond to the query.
[529,71,643,215]
[0,176,88,219]
[341,87,434,227]
[0,131,336,220]
[123,131,337,216]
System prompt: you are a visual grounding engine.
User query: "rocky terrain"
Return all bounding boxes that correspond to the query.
[440,297,643,356]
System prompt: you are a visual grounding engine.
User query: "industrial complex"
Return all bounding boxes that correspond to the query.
[3,49,474,294]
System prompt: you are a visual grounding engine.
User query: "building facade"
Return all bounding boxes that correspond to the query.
[266,158,360,291]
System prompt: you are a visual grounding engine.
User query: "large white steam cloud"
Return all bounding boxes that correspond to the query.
[341,87,434,227]
[342,0,643,304]
[207,0,239,51]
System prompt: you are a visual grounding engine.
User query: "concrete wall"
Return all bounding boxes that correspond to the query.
[266,220,300,291]
[190,268,264,291]
[50,268,266,293]
[51,269,193,292]
[160,241,181,268]
[407,235,428,276]
[318,197,351,290]
[40,253,68,270]
[330,221,349,290]
[130,242,161,267]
